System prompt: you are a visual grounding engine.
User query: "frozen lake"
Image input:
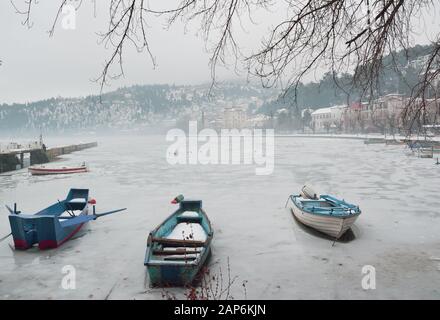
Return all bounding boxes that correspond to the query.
[0,135,439,299]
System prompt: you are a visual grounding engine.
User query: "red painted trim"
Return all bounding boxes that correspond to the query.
[29,167,87,174]
[38,223,85,250]
[14,239,30,250]
[38,240,58,249]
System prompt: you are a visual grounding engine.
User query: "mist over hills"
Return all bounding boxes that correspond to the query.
[0,82,277,134]
[0,44,434,134]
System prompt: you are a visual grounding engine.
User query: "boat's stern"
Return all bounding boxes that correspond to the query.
[146,262,198,287]
[9,215,40,250]
[8,214,62,250]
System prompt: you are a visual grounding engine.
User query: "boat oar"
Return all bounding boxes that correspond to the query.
[5,204,20,214]
[1,204,18,242]
[0,233,12,243]
[92,207,126,220]
[284,196,291,208]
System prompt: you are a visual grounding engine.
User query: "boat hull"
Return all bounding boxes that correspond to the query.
[147,247,211,287]
[8,189,90,250]
[37,221,86,249]
[29,166,88,176]
[9,212,88,250]
[289,200,359,238]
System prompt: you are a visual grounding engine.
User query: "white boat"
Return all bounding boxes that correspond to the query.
[287,186,361,239]
[29,163,88,176]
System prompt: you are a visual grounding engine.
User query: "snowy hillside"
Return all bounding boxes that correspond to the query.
[0,82,277,133]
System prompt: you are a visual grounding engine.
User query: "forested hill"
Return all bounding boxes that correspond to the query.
[0,82,276,134]
[258,44,434,114]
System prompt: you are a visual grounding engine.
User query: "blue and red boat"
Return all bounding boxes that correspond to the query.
[6,188,126,250]
[144,196,213,287]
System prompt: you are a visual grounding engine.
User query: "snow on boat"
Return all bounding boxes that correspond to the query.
[6,188,126,250]
[287,186,361,239]
[28,164,88,175]
[144,196,213,287]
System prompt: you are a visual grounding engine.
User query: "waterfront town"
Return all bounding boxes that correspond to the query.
[196,92,440,135]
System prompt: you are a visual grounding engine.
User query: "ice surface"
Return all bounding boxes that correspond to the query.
[0,135,439,299]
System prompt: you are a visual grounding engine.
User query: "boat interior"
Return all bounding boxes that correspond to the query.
[299,198,335,208]
[149,210,208,263]
[32,189,89,218]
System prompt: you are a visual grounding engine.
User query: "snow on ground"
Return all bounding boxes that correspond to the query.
[0,135,439,300]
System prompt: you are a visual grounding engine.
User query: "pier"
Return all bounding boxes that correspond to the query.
[45,142,98,161]
[0,142,98,174]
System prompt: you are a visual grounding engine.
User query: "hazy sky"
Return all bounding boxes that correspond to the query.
[1,1,439,104]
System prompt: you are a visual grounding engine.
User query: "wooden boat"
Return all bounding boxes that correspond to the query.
[144,197,213,287]
[28,163,88,175]
[7,188,125,250]
[287,186,361,239]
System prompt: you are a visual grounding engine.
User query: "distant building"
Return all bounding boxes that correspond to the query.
[407,54,431,70]
[342,94,406,133]
[311,105,347,133]
[223,106,247,129]
[342,101,369,132]
[247,114,271,128]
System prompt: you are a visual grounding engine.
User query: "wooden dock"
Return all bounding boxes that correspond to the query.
[0,142,98,173]
[45,142,98,161]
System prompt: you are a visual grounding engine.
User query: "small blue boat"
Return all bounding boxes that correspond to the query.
[287,186,361,239]
[144,197,213,287]
[7,188,126,250]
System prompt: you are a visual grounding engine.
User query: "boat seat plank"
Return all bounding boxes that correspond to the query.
[163,254,199,261]
[153,249,202,256]
[151,237,206,247]
[162,246,204,252]
[69,198,86,204]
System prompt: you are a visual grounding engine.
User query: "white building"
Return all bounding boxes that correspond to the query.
[223,106,247,129]
[311,105,347,132]
[247,114,271,128]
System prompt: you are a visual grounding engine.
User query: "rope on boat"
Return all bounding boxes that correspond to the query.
[284,196,291,208]
[0,233,12,242]
[58,199,75,217]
